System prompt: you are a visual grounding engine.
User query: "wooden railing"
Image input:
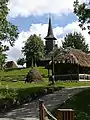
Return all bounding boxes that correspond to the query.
[39,99,75,120]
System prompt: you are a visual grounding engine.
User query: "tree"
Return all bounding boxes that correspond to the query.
[62,32,89,52]
[73,0,90,34]
[0,41,9,70]
[0,53,7,70]
[17,58,25,67]
[22,34,45,67]
[0,0,19,70]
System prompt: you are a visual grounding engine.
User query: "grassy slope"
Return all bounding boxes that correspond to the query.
[0,67,48,76]
[0,67,49,99]
[56,81,90,87]
[0,68,30,76]
[52,88,90,120]
[1,67,90,115]
[0,67,48,81]
[1,67,90,88]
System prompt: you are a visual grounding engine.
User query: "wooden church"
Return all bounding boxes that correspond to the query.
[44,17,90,81]
[35,17,57,67]
[44,17,57,55]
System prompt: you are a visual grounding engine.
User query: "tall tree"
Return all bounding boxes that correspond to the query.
[0,41,9,70]
[73,0,90,34]
[22,34,45,67]
[0,0,19,70]
[62,32,89,52]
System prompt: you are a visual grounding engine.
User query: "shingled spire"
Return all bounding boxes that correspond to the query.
[44,16,57,54]
[44,17,57,40]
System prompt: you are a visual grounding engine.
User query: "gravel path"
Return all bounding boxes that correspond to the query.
[0,86,90,120]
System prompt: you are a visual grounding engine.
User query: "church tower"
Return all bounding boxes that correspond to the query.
[44,17,57,55]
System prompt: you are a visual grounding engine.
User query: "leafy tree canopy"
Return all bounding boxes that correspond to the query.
[22,34,45,67]
[0,0,19,70]
[73,0,90,34]
[17,58,25,67]
[62,32,89,52]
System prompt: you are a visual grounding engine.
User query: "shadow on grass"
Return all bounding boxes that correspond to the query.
[51,88,90,120]
[0,85,64,116]
[4,68,26,72]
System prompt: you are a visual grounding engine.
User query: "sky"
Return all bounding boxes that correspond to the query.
[6,0,90,62]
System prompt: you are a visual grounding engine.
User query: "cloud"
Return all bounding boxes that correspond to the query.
[8,0,87,18]
[63,21,90,47]
[7,20,90,61]
[6,24,48,61]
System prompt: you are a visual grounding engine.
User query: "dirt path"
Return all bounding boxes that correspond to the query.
[0,86,90,120]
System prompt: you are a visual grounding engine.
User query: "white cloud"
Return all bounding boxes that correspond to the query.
[7,20,90,61]
[8,0,88,18]
[63,21,90,48]
[6,24,48,61]
[6,0,90,62]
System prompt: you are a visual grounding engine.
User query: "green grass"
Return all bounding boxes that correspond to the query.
[52,88,90,120]
[0,67,48,81]
[0,68,30,76]
[60,88,90,120]
[55,81,90,87]
[0,80,48,89]
[1,66,90,89]
[0,81,90,89]
[0,85,48,112]
[0,67,49,106]
[0,80,48,101]
[1,67,90,114]
[0,78,49,112]
[0,67,48,76]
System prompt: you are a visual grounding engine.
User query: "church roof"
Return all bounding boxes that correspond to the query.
[44,17,57,40]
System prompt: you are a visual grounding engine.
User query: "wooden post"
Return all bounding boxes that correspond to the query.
[58,109,74,120]
[39,99,45,120]
[77,65,79,80]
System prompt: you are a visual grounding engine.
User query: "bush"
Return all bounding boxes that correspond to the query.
[0,84,63,112]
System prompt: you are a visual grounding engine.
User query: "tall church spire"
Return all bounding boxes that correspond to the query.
[44,16,57,40]
[44,16,57,54]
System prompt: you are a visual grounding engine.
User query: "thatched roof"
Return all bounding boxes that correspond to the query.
[53,48,90,67]
[5,61,18,68]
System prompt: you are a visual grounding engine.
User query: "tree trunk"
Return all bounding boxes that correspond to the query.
[31,57,34,67]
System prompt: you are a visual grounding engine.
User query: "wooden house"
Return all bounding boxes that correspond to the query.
[49,48,90,81]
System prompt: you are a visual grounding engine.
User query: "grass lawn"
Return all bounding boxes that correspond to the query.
[0,67,48,81]
[0,80,90,89]
[0,80,48,89]
[55,81,90,87]
[1,67,90,97]
[51,88,90,120]
[0,77,49,112]
[0,67,49,107]
[0,67,48,76]
[1,67,90,114]
[59,88,90,120]
[1,67,90,88]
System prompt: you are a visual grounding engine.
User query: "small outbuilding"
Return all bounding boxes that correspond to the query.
[49,48,90,81]
[5,61,18,69]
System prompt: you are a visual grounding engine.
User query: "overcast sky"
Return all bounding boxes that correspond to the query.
[6,0,90,62]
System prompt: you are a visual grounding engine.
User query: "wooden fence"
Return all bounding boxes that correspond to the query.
[39,99,75,120]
